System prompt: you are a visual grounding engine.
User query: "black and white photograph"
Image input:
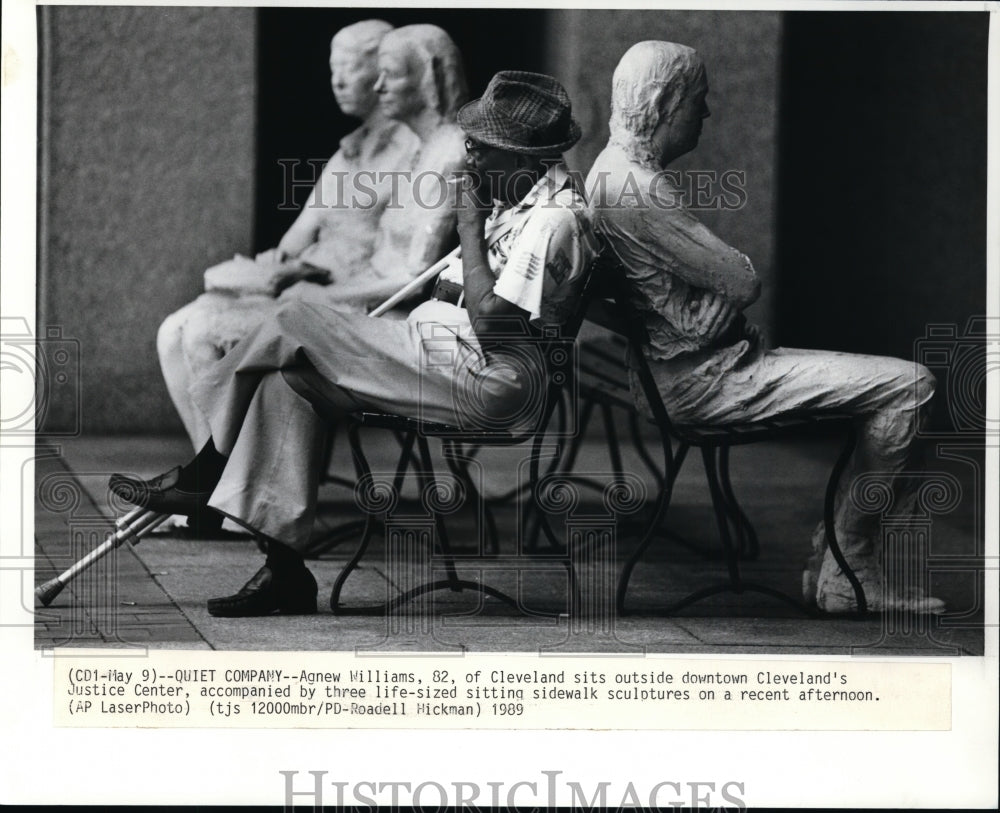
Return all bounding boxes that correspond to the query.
[2,0,997,808]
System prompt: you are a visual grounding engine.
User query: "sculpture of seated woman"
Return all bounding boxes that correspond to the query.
[278,23,468,309]
[156,22,467,535]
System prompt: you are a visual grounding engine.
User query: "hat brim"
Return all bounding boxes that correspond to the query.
[457,97,582,156]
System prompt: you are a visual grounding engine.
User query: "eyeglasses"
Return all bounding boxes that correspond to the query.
[464,138,491,157]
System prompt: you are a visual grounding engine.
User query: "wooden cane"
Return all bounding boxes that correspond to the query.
[368,246,461,318]
[35,507,169,606]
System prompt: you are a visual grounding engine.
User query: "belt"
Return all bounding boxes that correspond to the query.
[431,277,465,307]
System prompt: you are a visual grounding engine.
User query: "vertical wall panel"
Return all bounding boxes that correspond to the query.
[40,5,257,432]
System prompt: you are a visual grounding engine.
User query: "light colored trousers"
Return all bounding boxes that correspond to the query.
[157,284,363,451]
[187,299,528,551]
[643,338,936,605]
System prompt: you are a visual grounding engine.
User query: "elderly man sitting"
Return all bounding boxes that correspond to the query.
[111,71,597,617]
[586,41,942,614]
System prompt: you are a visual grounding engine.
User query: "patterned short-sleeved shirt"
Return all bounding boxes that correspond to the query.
[488,163,599,327]
[436,163,598,328]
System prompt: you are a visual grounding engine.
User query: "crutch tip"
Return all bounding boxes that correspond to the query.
[35,577,64,607]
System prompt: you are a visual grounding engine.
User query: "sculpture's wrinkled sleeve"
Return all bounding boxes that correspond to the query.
[368,126,464,282]
[403,152,465,276]
[630,179,759,307]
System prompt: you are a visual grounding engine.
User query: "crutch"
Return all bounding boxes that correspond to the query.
[35,505,169,606]
[36,249,461,605]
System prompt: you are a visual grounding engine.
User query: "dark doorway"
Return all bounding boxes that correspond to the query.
[775,13,988,362]
[255,7,548,250]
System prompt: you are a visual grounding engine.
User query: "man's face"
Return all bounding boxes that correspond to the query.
[373,48,424,123]
[653,72,710,165]
[329,43,380,119]
[464,139,533,206]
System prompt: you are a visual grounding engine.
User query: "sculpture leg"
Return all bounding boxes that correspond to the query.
[815,378,942,614]
[658,346,940,612]
[158,304,213,451]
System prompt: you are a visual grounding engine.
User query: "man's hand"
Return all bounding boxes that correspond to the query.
[744,321,764,350]
[267,262,332,297]
[451,172,526,335]
[452,173,490,239]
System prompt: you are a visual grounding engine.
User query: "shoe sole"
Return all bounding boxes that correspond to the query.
[207,601,318,618]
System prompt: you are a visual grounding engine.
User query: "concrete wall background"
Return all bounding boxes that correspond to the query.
[545,10,782,335]
[775,12,988,369]
[39,5,256,433]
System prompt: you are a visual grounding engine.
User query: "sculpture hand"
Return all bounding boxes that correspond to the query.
[684,290,737,341]
[255,248,286,265]
[268,262,332,296]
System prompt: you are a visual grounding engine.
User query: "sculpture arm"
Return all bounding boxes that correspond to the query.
[276,186,323,260]
[332,159,463,309]
[636,184,761,308]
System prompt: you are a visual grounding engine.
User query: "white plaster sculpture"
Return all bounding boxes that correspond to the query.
[586,41,944,614]
[280,23,469,309]
[158,21,467,453]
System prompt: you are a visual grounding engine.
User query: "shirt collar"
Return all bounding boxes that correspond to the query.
[337,117,400,160]
[517,161,572,210]
[490,161,572,218]
[338,124,367,160]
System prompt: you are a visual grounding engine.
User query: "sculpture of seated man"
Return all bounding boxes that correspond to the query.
[586,41,943,614]
[158,22,467,456]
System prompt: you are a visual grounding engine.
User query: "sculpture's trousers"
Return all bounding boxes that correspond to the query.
[158,281,375,452]
[158,293,274,451]
[645,342,936,603]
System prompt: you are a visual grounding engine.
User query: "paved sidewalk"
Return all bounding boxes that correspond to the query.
[34,445,210,650]
[33,434,985,655]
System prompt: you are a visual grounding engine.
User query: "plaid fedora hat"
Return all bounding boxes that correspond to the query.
[457,71,582,155]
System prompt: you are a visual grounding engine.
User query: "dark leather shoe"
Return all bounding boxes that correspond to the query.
[109,467,213,517]
[207,565,318,617]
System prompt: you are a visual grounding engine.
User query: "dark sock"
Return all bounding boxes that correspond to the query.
[185,509,224,533]
[176,438,228,492]
[265,539,304,571]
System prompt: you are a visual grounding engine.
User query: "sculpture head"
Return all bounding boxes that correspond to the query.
[329,19,393,119]
[609,41,710,167]
[373,24,468,126]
